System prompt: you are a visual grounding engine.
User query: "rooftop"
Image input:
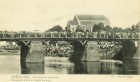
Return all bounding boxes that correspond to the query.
[67,20,78,25]
[79,21,97,25]
[75,15,109,21]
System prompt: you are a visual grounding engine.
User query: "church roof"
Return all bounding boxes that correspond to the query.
[67,20,78,25]
[75,15,109,21]
[79,21,97,25]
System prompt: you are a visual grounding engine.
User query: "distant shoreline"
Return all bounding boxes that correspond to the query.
[0,51,20,55]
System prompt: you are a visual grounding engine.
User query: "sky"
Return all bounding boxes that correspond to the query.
[0,0,140,32]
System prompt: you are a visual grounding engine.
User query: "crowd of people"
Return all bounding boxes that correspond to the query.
[97,41,122,59]
[44,31,140,39]
[44,44,73,57]
[0,31,140,39]
[42,40,123,58]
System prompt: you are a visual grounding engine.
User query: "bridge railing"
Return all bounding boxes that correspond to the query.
[0,31,140,39]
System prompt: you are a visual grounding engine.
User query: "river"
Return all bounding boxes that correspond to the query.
[0,55,139,74]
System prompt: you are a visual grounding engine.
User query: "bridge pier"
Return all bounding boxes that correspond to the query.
[26,41,44,62]
[68,40,85,62]
[69,41,100,62]
[82,41,100,61]
[16,41,44,74]
[15,41,30,62]
[112,41,138,60]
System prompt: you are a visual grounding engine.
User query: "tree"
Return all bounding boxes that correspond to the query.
[113,27,118,32]
[98,23,104,30]
[113,27,123,32]
[92,23,105,32]
[135,26,140,32]
[92,24,99,32]
[104,25,112,32]
[131,25,135,31]
[123,28,131,32]
[118,27,123,32]
[46,25,63,32]
[65,26,68,31]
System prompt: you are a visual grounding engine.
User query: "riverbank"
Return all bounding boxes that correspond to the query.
[0,50,20,55]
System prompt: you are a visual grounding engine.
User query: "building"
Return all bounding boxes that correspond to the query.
[66,15,110,32]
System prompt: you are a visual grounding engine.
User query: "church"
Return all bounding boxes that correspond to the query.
[66,15,110,32]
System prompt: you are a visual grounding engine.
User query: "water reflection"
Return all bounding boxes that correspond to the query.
[100,60,123,74]
[73,61,86,74]
[45,57,74,74]
[74,61,122,74]
[82,61,100,74]
[45,58,139,74]
[0,55,139,74]
[122,60,139,74]
[20,62,28,74]
[20,62,44,74]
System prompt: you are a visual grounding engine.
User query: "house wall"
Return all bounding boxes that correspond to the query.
[70,25,77,32]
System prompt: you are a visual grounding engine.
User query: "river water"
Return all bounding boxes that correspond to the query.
[0,55,139,74]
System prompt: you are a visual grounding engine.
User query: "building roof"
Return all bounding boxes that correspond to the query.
[75,15,109,21]
[67,20,78,25]
[79,21,97,25]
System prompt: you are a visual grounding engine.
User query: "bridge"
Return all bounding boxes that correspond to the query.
[0,31,140,63]
[0,31,140,74]
[0,31,140,41]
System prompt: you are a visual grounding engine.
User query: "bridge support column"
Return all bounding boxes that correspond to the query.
[26,41,44,62]
[82,41,100,61]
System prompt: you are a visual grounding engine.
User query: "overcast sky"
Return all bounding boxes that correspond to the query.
[0,0,140,31]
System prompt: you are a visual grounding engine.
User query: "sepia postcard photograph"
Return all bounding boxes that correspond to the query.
[0,0,140,82]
